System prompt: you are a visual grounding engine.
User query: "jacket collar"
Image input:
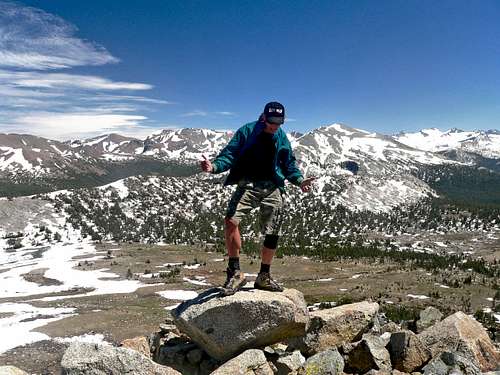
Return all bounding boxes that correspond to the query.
[256,120,279,141]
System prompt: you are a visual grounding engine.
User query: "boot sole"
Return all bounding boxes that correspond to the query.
[254,284,284,292]
[220,278,247,296]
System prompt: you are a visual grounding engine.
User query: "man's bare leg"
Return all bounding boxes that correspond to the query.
[224,217,241,257]
[260,246,275,265]
[222,217,246,294]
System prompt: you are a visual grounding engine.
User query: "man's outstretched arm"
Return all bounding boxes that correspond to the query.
[299,176,316,192]
[200,155,214,173]
[200,129,243,174]
[281,139,316,192]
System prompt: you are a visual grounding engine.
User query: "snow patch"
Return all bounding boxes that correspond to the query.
[156,290,198,300]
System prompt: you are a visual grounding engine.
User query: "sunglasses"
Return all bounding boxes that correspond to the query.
[266,117,284,125]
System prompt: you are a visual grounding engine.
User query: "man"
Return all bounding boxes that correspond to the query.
[200,101,315,295]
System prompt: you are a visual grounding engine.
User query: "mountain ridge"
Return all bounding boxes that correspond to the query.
[1,125,499,207]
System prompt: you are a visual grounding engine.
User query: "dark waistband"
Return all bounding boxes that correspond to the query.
[237,179,278,190]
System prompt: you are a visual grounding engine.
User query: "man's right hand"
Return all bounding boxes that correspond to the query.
[300,176,317,193]
[200,155,214,173]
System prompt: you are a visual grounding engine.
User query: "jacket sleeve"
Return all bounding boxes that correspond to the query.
[281,137,304,186]
[212,128,244,174]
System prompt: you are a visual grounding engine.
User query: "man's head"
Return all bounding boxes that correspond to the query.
[262,101,285,134]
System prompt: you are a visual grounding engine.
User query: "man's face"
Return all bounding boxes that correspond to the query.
[263,118,282,134]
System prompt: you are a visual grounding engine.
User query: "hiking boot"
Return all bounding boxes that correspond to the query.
[221,268,247,296]
[254,272,284,292]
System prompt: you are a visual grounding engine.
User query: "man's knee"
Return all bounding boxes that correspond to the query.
[263,234,279,250]
[224,217,239,231]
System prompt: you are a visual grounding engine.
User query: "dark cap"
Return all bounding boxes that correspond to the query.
[263,101,285,125]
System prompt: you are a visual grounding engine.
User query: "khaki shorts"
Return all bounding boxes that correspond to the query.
[226,180,284,235]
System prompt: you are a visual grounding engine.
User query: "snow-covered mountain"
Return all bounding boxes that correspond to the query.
[67,133,144,161]
[293,123,450,178]
[394,128,500,159]
[142,128,231,159]
[1,124,456,178]
[1,124,499,210]
[0,129,232,179]
[0,133,104,178]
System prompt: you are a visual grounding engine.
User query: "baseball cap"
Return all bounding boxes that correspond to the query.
[264,101,285,125]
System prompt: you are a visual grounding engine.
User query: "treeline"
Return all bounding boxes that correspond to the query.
[415,164,500,208]
[0,159,196,198]
[246,238,500,278]
[45,175,500,248]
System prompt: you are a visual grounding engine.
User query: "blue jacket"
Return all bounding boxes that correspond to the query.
[212,121,304,190]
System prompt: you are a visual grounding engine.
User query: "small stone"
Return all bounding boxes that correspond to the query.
[422,351,481,375]
[165,335,189,346]
[416,306,443,333]
[380,322,401,334]
[264,343,288,359]
[388,330,431,373]
[210,349,274,375]
[264,345,277,357]
[275,350,305,375]
[370,314,382,334]
[120,336,151,358]
[298,348,344,375]
[345,334,391,374]
[273,343,288,354]
[160,323,178,334]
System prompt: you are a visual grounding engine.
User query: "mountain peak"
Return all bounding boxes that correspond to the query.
[318,123,371,136]
[419,128,443,136]
[395,127,500,159]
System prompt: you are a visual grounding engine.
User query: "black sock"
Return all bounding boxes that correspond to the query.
[228,257,240,272]
[260,263,270,274]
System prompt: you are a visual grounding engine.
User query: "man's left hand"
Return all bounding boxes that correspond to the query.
[300,177,317,193]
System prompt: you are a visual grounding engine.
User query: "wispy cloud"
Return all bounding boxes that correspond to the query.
[181,110,209,117]
[215,111,236,116]
[0,1,117,70]
[81,95,173,105]
[181,110,237,117]
[0,1,170,140]
[0,70,152,90]
[15,112,146,133]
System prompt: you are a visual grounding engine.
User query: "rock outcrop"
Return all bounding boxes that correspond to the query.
[171,288,309,361]
[121,336,151,358]
[61,342,181,375]
[209,349,274,375]
[418,311,500,372]
[58,291,500,375]
[274,350,305,374]
[289,301,379,355]
[422,350,481,375]
[388,330,431,372]
[344,334,392,374]
[416,306,443,333]
[297,348,344,375]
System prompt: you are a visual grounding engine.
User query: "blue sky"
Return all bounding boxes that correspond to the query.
[0,0,499,140]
